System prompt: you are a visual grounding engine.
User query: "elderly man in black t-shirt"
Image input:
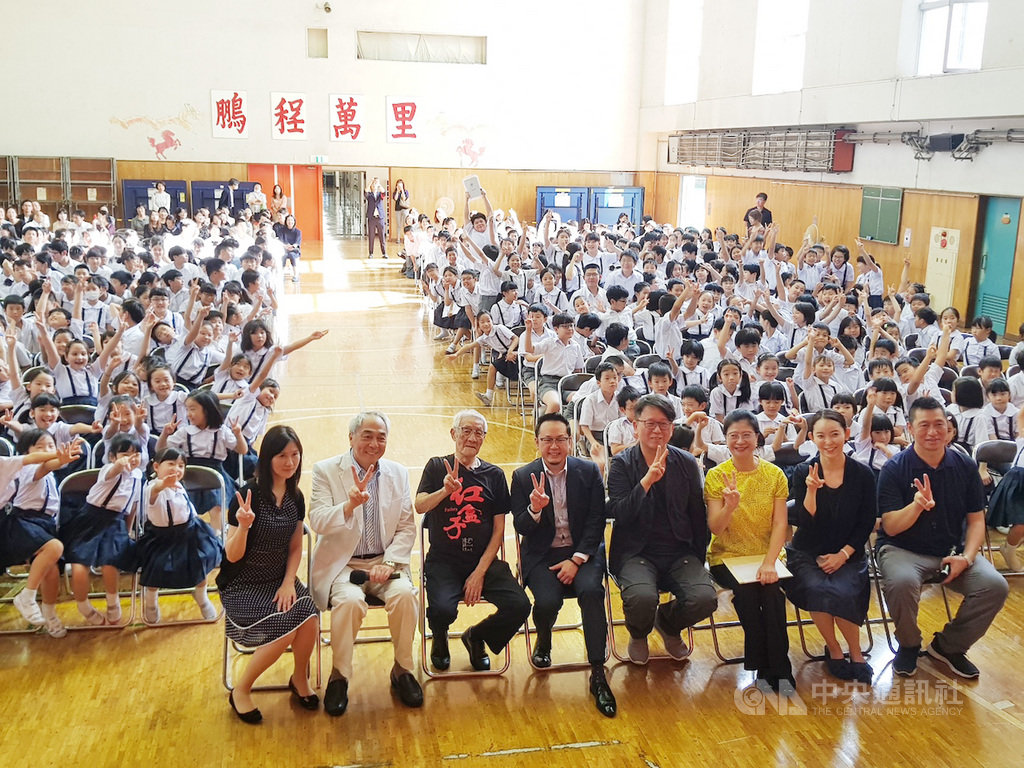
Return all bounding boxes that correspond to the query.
[877,397,1008,679]
[415,410,530,671]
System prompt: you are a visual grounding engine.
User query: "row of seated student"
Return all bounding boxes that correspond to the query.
[0,204,328,638]
[424,192,1024,558]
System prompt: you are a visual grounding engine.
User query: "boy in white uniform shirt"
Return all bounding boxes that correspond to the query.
[523,312,585,415]
[577,362,621,468]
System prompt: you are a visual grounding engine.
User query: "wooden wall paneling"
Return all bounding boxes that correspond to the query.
[868,191,979,314]
[636,171,681,224]
[387,168,635,230]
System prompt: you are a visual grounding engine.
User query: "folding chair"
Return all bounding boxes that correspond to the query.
[223,524,321,692]
[777,367,795,382]
[998,345,1014,361]
[58,404,97,468]
[1008,365,1020,378]
[140,465,226,627]
[906,347,927,364]
[419,525,511,678]
[634,339,652,355]
[515,535,609,671]
[961,365,979,379]
[0,437,14,457]
[974,439,1021,574]
[604,521,694,664]
[57,469,137,631]
[903,333,919,350]
[868,547,954,655]
[634,353,665,370]
[689,589,744,664]
[584,355,603,374]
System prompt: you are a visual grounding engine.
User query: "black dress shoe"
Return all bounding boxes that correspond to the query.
[228,691,263,724]
[462,626,491,671]
[390,672,424,708]
[589,673,617,718]
[531,645,552,668]
[324,675,349,717]
[288,677,320,710]
[430,634,451,670]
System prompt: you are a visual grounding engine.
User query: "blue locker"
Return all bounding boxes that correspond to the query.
[190,181,256,216]
[589,186,645,227]
[121,180,188,219]
[535,186,590,226]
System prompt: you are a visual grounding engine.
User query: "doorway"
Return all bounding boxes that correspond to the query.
[677,175,707,229]
[973,196,1021,336]
[322,169,365,237]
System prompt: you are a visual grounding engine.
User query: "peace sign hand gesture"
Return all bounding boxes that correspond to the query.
[529,472,549,513]
[805,462,824,491]
[234,489,255,530]
[347,464,375,514]
[721,470,741,512]
[442,458,462,495]
[641,444,668,489]
[913,474,936,511]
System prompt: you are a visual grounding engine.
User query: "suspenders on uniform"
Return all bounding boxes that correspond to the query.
[186,431,219,460]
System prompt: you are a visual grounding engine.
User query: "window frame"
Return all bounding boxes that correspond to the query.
[917,0,988,75]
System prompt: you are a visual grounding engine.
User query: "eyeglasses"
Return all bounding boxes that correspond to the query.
[538,437,571,445]
[637,420,673,431]
[457,427,487,438]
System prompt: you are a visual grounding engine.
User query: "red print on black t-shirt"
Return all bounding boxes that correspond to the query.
[443,484,484,540]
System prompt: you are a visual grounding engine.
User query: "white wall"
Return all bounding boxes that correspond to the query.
[4,0,645,172]
[638,0,1024,195]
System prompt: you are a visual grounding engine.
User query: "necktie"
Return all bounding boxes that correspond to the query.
[358,464,382,555]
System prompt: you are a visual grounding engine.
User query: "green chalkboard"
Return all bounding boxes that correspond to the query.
[859,187,902,245]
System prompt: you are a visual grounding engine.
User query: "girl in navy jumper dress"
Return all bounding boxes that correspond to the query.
[136,448,224,622]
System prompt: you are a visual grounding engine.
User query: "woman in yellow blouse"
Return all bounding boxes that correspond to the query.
[705,410,793,694]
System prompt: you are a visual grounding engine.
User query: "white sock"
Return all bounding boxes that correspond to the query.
[193,585,209,603]
[41,603,57,619]
[106,593,119,608]
[144,587,158,606]
[22,587,38,602]
[485,389,493,396]
[76,600,96,616]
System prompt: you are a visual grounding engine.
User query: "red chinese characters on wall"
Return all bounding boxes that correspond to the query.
[386,97,420,143]
[329,94,363,142]
[270,92,307,140]
[210,90,248,138]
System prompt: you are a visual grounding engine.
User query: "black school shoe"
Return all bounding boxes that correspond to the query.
[324,675,349,716]
[391,672,424,708]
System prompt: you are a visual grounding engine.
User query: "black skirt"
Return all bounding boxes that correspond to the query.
[782,546,870,626]
[987,467,1024,528]
[60,503,137,570]
[137,518,223,589]
[0,508,57,569]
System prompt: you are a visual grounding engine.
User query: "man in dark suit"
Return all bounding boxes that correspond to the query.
[511,413,615,717]
[218,178,241,218]
[365,176,388,258]
[607,393,717,665]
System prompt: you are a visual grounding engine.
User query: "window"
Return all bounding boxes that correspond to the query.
[917,1,988,75]
[356,32,486,65]
[307,28,328,59]
[751,0,809,95]
[663,0,703,105]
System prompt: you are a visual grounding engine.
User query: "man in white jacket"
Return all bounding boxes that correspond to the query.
[310,410,422,715]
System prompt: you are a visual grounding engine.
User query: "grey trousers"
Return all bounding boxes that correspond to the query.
[876,544,1008,653]
[616,553,717,639]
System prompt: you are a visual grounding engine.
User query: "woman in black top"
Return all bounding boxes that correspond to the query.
[784,409,876,684]
[220,425,319,723]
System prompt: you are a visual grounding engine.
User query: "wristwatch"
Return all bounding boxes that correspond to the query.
[383,560,399,570]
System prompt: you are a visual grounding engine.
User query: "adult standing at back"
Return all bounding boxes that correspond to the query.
[309,411,423,716]
[393,179,411,243]
[365,176,388,259]
[743,192,772,231]
[219,178,242,219]
[876,396,1008,679]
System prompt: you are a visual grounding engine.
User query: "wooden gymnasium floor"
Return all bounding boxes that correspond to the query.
[3,225,1024,768]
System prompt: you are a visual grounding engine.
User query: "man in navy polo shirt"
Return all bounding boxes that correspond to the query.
[876,396,1008,678]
